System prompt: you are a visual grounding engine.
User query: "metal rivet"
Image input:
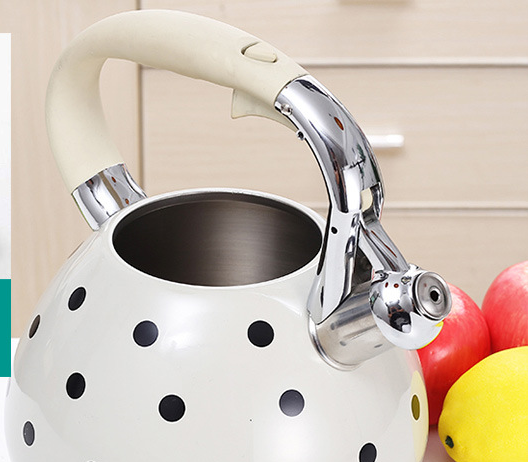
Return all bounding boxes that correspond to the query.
[280,104,292,116]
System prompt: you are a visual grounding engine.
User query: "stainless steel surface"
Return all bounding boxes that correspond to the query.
[276,75,385,324]
[276,76,451,366]
[414,272,452,320]
[310,280,393,370]
[311,265,451,367]
[112,191,322,286]
[72,163,146,230]
[370,265,451,351]
[359,186,409,274]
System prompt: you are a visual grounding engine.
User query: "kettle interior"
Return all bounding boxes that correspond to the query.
[112,191,323,286]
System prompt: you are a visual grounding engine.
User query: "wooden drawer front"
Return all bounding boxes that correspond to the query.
[8,1,140,336]
[141,66,528,206]
[141,0,528,59]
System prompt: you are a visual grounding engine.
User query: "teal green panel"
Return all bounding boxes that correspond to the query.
[0,279,11,377]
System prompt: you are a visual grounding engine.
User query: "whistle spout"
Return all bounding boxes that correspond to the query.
[311,266,451,368]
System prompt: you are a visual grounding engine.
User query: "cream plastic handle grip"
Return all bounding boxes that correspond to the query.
[46,10,307,193]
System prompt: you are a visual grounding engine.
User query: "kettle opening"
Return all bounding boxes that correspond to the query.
[112,192,322,286]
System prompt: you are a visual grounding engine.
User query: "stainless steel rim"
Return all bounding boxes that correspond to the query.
[112,191,323,287]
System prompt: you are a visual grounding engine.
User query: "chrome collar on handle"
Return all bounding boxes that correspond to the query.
[72,164,146,230]
[275,76,387,323]
[275,76,451,368]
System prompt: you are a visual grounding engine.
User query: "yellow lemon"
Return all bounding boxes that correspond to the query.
[438,346,528,462]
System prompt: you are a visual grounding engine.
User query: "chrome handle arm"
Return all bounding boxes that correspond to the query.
[276,76,383,216]
[276,76,385,323]
[276,76,451,367]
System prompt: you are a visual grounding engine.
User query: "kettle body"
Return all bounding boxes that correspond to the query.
[6,9,451,462]
[6,189,428,461]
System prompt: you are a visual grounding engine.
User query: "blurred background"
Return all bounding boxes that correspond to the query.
[0,34,9,280]
[1,0,527,337]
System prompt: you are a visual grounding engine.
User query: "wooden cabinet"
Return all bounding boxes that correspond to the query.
[4,1,528,336]
[2,0,140,335]
[144,0,528,59]
[142,66,528,204]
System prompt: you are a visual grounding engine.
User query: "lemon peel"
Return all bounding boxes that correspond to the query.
[438,346,528,462]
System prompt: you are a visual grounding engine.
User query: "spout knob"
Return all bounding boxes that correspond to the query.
[370,266,451,350]
[413,271,451,321]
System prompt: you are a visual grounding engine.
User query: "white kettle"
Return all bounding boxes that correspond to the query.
[5,10,451,462]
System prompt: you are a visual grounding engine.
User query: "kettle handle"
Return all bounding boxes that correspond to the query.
[44,8,408,322]
[46,9,307,194]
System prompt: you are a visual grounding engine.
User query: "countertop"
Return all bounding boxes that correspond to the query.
[0,340,452,461]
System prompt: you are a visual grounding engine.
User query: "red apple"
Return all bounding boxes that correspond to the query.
[417,283,490,425]
[481,261,528,353]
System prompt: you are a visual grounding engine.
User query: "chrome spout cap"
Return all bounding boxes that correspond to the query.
[370,266,451,350]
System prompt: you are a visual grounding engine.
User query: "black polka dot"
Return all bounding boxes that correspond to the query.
[133,320,159,347]
[23,421,35,446]
[66,372,86,399]
[411,394,421,420]
[359,443,377,462]
[28,315,40,338]
[68,287,86,311]
[279,389,305,417]
[248,320,274,347]
[159,395,186,422]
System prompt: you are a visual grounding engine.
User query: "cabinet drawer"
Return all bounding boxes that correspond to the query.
[141,66,528,205]
[141,0,528,59]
